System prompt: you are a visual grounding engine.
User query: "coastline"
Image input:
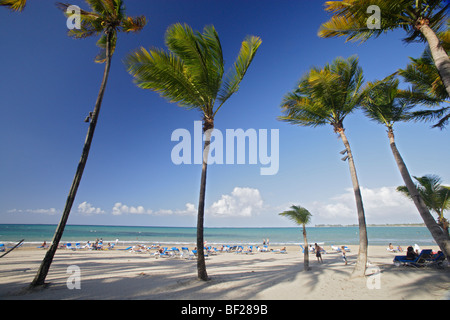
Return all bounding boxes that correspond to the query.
[0,243,448,300]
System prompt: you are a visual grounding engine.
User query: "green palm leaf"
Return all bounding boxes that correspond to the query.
[279,205,312,226]
[125,23,261,119]
[279,55,364,132]
[216,35,262,113]
[0,0,26,11]
[319,0,449,43]
[56,0,146,62]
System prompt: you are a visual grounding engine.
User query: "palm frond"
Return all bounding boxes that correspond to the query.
[0,0,26,12]
[124,47,204,109]
[216,35,262,113]
[121,15,147,33]
[57,1,147,63]
[164,23,224,112]
[125,23,259,117]
[280,56,364,131]
[279,205,312,226]
[319,0,449,43]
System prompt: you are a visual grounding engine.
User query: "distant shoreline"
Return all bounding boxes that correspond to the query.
[315,223,426,227]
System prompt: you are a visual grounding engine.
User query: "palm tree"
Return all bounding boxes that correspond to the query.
[29,0,146,288]
[398,24,450,129]
[0,0,27,11]
[362,76,450,260]
[125,23,261,281]
[397,175,450,237]
[279,55,368,278]
[279,205,312,271]
[318,0,450,98]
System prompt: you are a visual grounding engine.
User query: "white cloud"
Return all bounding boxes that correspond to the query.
[111,202,196,216]
[77,202,105,215]
[112,202,152,216]
[7,208,58,215]
[207,187,264,217]
[308,186,419,224]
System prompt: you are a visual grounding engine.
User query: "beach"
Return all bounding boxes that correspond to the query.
[0,244,449,300]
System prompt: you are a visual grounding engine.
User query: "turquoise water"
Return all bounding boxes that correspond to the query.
[0,224,436,246]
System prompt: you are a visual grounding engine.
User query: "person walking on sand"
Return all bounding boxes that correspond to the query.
[315,243,323,263]
[341,246,348,265]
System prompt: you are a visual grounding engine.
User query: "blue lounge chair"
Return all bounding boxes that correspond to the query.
[66,243,75,250]
[155,247,169,258]
[170,247,181,257]
[0,244,5,252]
[181,247,194,259]
[394,249,433,267]
[118,246,132,251]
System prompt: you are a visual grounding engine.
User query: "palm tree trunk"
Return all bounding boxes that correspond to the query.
[418,22,450,98]
[196,123,213,281]
[387,128,450,261]
[302,224,310,271]
[29,30,114,288]
[338,128,368,278]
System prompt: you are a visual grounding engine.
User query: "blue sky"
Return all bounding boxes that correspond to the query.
[0,0,448,227]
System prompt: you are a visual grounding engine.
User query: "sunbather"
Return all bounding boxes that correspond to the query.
[406,246,418,260]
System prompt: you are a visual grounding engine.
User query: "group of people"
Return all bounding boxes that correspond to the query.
[387,243,404,253]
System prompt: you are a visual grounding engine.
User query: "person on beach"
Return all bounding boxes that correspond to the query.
[406,246,418,260]
[315,243,323,263]
[341,246,348,265]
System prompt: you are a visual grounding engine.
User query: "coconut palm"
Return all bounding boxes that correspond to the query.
[125,23,261,281]
[29,0,146,288]
[362,76,450,260]
[398,24,450,129]
[0,0,27,11]
[397,175,450,237]
[318,0,450,98]
[279,55,368,277]
[279,205,312,271]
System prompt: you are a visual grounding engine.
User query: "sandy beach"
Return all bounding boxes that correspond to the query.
[0,244,449,300]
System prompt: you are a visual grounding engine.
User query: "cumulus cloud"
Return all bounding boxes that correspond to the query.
[112,202,152,216]
[111,202,196,216]
[77,202,105,215]
[207,187,264,217]
[308,186,418,224]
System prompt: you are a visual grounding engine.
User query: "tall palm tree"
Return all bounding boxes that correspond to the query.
[397,175,450,237]
[279,55,368,278]
[279,205,312,271]
[29,0,146,288]
[318,0,450,98]
[0,0,27,11]
[398,24,450,129]
[125,23,261,281]
[362,76,450,260]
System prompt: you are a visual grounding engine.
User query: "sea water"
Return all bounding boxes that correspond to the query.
[0,224,437,247]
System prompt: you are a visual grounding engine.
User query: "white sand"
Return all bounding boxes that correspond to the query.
[0,245,449,300]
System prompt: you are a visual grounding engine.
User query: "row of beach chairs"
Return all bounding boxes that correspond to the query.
[64,242,116,250]
[393,249,445,268]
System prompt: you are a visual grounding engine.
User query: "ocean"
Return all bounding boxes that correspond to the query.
[0,224,437,247]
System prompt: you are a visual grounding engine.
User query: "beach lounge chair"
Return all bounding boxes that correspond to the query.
[152,247,168,258]
[118,246,132,251]
[0,244,4,252]
[170,247,181,257]
[181,247,194,259]
[192,249,208,258]
[393,249,433,267]
[75,243,82,250]
[428,252,446,268]
[66,243,75,250]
